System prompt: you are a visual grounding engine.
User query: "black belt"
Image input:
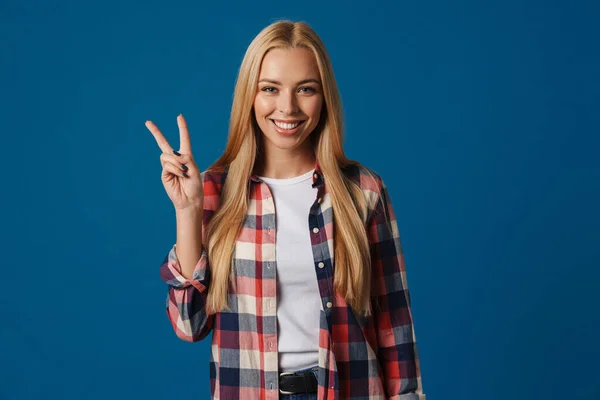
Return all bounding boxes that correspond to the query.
[279,369,318,395]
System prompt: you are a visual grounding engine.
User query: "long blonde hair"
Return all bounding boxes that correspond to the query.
[204,20,377,316]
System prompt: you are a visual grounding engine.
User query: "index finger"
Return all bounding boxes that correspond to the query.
[145,120,173,154]
[177,114,192,154]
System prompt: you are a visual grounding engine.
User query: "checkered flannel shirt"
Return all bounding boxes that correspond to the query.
[160,162,425,399]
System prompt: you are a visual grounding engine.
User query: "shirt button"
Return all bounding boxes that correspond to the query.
[326,301,332,308]
[318,262,325,268]
[313,227,319,233]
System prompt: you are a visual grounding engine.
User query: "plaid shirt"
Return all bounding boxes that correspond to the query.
[160,162,425,400]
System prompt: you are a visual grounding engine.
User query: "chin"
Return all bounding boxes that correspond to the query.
[270,138,302,149]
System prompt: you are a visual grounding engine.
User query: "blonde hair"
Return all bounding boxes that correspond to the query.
[204,20,377,316]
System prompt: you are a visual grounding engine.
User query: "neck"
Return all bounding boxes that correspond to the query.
[255,140,316,179]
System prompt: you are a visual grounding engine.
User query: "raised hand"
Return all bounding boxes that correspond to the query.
[146,114,204,211]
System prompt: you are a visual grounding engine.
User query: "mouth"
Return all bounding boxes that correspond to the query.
[270,119,306,136]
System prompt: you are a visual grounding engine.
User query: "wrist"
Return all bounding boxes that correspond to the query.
[175,203,203,215]
[176,207,204,224]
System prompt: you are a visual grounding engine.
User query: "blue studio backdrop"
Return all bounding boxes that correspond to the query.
[1,0,599,399]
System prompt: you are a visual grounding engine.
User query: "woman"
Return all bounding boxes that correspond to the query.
[147,20,425,400]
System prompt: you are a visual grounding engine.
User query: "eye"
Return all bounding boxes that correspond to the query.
[261,86,277,93]
[298,86,317,93]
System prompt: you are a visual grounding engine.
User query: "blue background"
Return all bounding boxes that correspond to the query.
[1,0,599,399]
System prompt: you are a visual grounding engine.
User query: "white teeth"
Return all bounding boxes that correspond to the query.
[273,120,301,130]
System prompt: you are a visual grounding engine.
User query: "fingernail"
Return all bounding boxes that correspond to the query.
[181,164,188,171]
[183,172,189,178]
[173,150,181,156]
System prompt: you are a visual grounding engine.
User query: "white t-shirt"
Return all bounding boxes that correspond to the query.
[258,168,321,372]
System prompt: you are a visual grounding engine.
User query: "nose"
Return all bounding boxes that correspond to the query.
[277,89,299,115]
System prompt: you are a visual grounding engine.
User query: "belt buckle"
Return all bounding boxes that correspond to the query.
[278,371,297,395]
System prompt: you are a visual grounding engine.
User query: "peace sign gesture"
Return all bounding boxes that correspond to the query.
[146,114,204,211]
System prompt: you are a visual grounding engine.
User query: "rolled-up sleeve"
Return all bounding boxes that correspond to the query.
[368,179,425,400]
[160,244,214,342]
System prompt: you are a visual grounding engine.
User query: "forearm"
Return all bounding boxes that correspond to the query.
[160,244,214,342]
[175,206,204,279]
[166,283,214,342]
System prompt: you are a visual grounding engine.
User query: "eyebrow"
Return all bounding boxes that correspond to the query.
[258,78,321,86]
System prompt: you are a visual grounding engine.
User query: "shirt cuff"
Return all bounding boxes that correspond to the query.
[160,244,209,291]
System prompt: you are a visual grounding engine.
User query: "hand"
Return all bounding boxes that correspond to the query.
[146,114,204,211]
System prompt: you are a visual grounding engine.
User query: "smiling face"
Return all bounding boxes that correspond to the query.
[253,47,324,155]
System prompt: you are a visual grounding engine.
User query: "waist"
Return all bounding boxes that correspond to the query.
[279,366,318,396]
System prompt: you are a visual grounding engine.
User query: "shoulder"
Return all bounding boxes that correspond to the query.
[200,167,228,212]
[342,162,384,188]
[200,165,230,192]
[341,162,386,213]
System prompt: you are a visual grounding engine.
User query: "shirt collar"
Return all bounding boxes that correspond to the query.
[249,160,324,188]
